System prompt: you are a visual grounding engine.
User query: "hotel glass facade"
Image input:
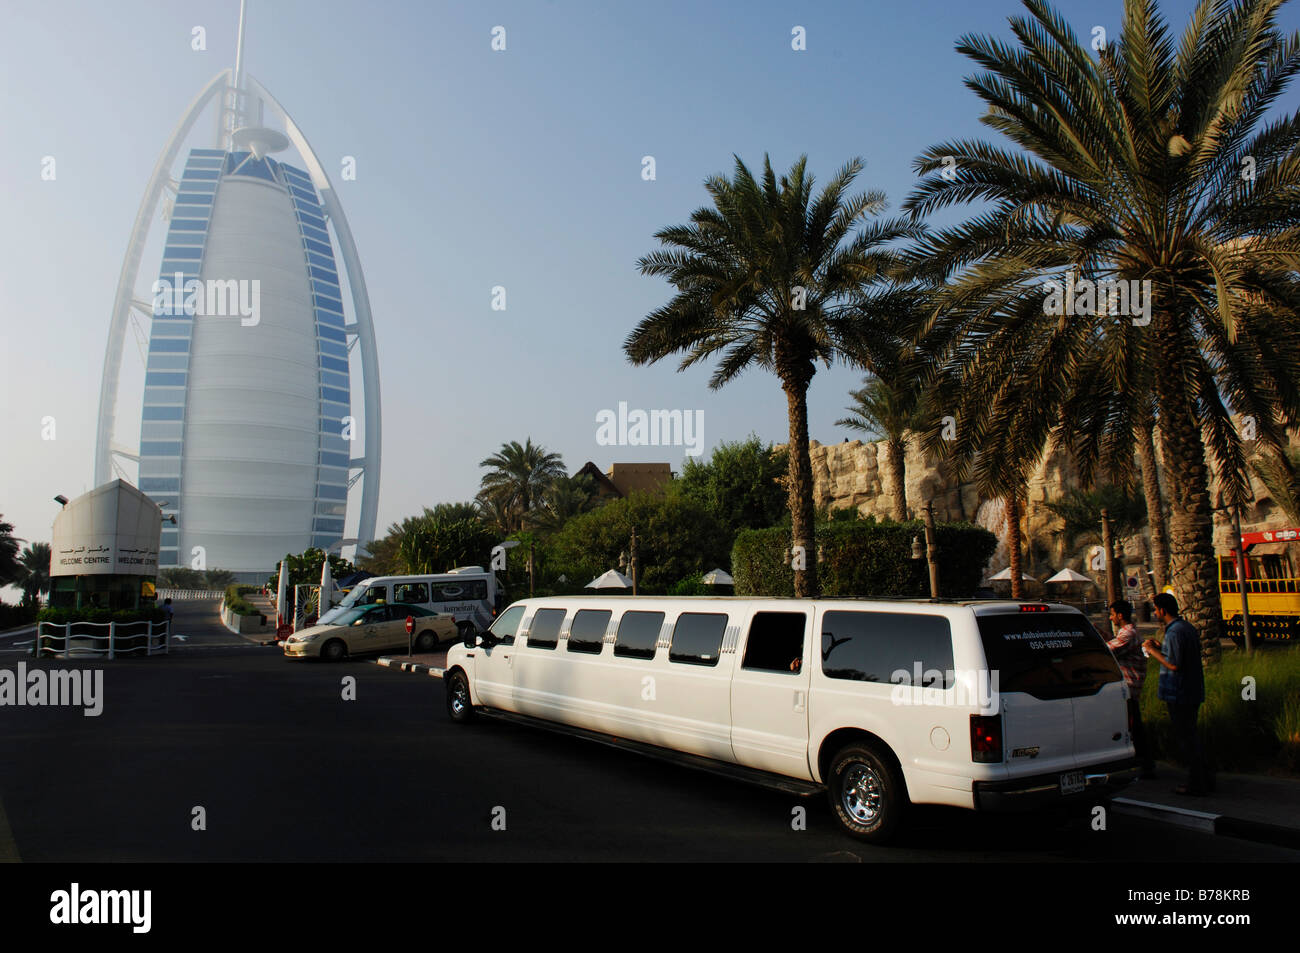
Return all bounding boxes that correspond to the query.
[137,147,351,571]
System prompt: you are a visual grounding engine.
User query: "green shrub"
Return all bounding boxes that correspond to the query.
[224,584,260,617]
[732,520,997,599]
[668,573,714,596]
[37,606,167,625]
[1141,646,1300,775]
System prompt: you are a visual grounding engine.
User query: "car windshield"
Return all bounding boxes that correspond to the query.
[331,607,374,626]
[336,587,370,611]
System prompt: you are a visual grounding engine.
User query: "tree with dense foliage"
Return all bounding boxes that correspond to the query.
[678,437,789,545]
[628,153,923,596]
[18,542,51,606]
[267,549,356,589]
[906,0,1300,656]
[158,567,205,588]
[1046,485,1149,550]
[477,439,567,533]
[396,517,498,574]
[0,517,22,589]
[546,489,730,594]
[525,474,602,536]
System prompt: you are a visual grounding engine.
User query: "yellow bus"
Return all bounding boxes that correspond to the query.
[1218,528,1300,645]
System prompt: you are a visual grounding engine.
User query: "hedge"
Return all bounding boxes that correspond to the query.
[224,584,260,616]
[37,606,168,625]
[732,520,997,599]
[0,603,39,629]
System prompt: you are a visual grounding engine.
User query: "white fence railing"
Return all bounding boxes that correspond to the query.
[35,620,170,658]
[156,589,224,600]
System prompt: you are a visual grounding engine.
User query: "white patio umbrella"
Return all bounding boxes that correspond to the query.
[319,558,334,611]
[989,567,1038,582]
[275,559,289,627]
[1044,568,1095,584]
[586,569,633,589]
[702,568,734,586]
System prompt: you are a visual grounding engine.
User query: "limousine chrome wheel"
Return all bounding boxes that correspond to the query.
[828,744,905,843]
[446,670,475,723]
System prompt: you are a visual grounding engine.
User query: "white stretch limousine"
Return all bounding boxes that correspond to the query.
[442,596,1139,841]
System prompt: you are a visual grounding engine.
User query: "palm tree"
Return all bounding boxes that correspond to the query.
[1251,443,1300,524]
[18,542,51,606]
[836,364,927,521]
[1134,402,1172,591]
[627,154,923,596]
[478,439,567,533]
[526,474,601,536]
[906,0,1300,659]
[0,517,22,589]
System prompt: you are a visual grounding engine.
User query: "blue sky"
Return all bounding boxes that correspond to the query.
[2,0,1298,575]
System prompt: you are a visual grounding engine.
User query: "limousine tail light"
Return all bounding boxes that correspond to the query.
[970,714,1003,763]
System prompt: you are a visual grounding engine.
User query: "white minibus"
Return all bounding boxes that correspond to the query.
[320,567,501,637]
[442,596,1138,842]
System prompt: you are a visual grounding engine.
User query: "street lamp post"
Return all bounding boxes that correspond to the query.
[922,502,941,599]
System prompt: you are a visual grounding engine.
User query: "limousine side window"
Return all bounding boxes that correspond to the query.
[820,611,955,688]
[614,611,664,659]
[669,613,728,667]
[741,612,806,673]
[527,608,566,650]
[487,605,525,646]
[394,583,428,603]
[568,609,611,654]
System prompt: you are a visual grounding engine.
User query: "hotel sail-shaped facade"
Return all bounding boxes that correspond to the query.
[94,50,380,575]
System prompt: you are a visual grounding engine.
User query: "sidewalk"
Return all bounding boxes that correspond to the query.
[374,649,448,677]
[372,653,1300,849]
[1112,767,1300,847]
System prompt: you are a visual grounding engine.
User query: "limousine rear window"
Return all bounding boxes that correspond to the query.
[489,605,525,645]
[614,611,663,659]
[669,613,727,666]
[528,608,566,650]
[741,612,806,673]
[820,611,954,688]
[568,609,611,654]
[976,613,1122,699]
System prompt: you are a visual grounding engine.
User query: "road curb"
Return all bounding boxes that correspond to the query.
[374,656,444,678]
[1111,796,1300,849]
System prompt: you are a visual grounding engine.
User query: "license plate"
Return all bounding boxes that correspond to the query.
[1059,772,1085,795]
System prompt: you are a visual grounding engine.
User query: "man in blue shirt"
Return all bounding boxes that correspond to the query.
[1144,593,1212,795]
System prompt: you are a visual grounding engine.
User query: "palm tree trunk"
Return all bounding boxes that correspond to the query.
[1007,493,1024,600]
[1152,322,1223,662]
[783,375,819,597]
[1136,422,1170,592]
[888,437,908,522]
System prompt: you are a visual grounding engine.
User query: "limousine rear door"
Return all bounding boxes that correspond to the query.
[730,610,814,780]
[976,609,1126,777]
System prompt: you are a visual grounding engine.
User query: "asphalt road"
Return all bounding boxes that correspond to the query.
[0,601,1296,862]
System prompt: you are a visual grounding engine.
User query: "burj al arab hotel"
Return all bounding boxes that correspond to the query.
[93,3,380,575]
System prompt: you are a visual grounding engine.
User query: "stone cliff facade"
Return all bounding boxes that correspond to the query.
[789,432,1297,589]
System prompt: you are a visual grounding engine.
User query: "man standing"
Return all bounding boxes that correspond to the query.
[1107,599,1154,778]
[1144,593,1212,795]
